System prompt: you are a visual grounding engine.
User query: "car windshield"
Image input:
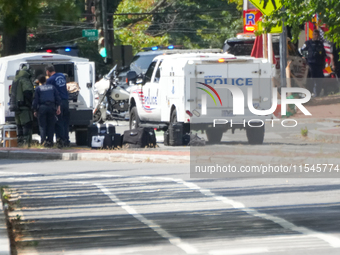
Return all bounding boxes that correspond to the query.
[227,44,254,56]
[225,41,281,56]
[130,54,161,73]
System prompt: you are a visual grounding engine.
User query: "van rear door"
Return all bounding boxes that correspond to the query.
[74,62,95,108]
[0,62,7,124]
[192,61,261,121]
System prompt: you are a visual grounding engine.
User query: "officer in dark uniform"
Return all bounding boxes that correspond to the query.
[32,75,61,147]
[45,64,70,147]
[301,29,326,97]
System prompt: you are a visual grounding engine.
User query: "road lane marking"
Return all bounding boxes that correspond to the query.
[158,177,340,249]
[95,183,199,254]
[209,247,269,255]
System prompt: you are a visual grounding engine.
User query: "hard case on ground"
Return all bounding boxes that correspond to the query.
[122,127,156,148]
[88,123,116,148]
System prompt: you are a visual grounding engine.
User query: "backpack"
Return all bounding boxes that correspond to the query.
[188,133,206,146]
[9,79,20,112]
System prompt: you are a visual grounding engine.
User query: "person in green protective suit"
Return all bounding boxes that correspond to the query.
[10,66,35,147]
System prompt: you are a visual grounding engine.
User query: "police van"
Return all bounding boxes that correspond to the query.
[0,53,95,145]
[128,53,275,144]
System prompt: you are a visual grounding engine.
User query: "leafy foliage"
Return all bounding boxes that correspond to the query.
[1,0,242,65]
[114,0,169,53]
[236,0,340,46]
[0,0,81,34]
[114,0,242,53]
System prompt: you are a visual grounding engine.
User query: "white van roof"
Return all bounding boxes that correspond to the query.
[0,53,89,63]
[153,52,267,63]
[154,52,235,60]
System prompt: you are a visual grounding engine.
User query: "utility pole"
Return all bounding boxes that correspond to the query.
[101,0,109,63]
[108,14,115,64]
[280,15,287,87]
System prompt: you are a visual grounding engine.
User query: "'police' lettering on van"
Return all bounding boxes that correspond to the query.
[204,78,253,86]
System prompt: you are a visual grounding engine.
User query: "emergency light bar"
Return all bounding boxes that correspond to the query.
[201,57,247,64]
[34,45,78,56]
[142,45,185,51]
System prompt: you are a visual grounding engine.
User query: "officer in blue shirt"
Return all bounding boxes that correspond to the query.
[45,64,70,147]
[33,75,61,147]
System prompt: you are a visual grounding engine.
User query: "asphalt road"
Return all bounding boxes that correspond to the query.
[0,160,340,255]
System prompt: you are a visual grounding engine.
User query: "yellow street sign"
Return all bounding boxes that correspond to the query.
[257,20,282,33]
[249,0,283,16]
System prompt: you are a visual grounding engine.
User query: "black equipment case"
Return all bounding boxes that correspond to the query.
[122,127,156,148]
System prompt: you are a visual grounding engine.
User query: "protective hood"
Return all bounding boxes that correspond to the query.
[15,68,31,81]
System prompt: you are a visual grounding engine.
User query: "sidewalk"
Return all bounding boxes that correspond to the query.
[291,100,340,142]
[0,146,190,163]
[309,125,340,142]
[0,197,10,255]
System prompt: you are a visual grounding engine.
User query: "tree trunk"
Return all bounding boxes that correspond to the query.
[2,27,27,56]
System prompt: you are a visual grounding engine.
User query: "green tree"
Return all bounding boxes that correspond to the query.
[0,0,83,56]
[114,0,242,53]
[237,0,340,46]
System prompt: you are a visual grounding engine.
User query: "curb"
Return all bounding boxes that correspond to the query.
[310,128,340,142]
[0,196,11,255]
[0,150,190,163]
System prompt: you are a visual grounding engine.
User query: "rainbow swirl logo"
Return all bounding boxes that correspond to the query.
[196,82,223,106]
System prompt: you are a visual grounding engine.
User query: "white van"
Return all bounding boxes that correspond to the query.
[128,53,275,144]
[0,53,95,145]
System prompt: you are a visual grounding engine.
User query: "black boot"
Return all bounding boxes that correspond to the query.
[17,136,24,147]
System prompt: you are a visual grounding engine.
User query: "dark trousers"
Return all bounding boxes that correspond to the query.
[15,109,33,146]
[55,99,70,143]
[38,105,56,145]
[309,64,324,96]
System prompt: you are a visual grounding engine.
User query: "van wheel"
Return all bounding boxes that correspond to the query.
[246,126,265,145]
[206,128,223,144]
[170,108,177,124]
[129,106,140,130]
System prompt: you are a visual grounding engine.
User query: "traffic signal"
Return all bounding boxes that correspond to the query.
[98,29,106,58]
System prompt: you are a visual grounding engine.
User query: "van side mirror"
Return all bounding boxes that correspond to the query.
[127,71,137,83]
[136,73,145,84]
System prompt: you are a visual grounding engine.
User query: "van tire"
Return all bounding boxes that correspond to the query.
[206,128,223,144]
[246,126,264,145]
[170,108,177,124]
[129,106,140,130]
[75,129,88,146]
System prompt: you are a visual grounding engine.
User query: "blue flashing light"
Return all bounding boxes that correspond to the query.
[168,45,174,49]
[65,48,71,52]
[151,46,158,51]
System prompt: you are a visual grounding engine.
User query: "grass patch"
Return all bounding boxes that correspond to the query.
[301,127,308,137]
